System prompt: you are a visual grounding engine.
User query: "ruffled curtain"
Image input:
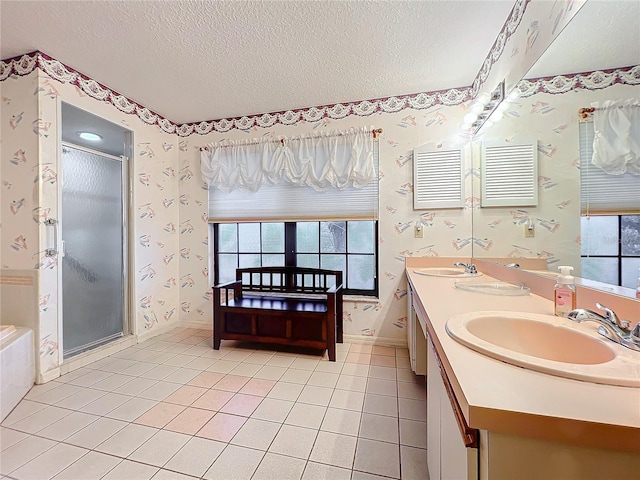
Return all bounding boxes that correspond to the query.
[201,126,375,192]
[592,99,640,175]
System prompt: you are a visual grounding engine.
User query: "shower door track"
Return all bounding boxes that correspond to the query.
[63,332,124,358]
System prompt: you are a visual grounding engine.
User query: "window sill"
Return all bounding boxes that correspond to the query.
[344,294,379,303]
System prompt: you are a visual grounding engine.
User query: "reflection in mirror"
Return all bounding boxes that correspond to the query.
[470,0,640,297]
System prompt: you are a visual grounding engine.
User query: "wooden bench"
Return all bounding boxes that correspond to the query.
[213,267,343,361]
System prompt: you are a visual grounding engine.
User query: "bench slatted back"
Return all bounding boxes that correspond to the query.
[237,267,342,295]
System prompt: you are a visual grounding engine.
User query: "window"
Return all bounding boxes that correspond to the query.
[581,215,640,288]
[578,117,640,288]
[203,127,380,297]
[214,220,378,296]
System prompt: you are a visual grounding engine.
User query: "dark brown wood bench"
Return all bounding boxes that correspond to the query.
[213,267,343,361]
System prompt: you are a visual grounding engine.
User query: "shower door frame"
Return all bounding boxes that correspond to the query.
[58,141,132,359]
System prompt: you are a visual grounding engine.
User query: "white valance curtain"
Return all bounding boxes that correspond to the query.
[201,126,376,192]
[591,99,640,175]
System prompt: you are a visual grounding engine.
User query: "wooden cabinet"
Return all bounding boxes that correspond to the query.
[427,336,478,480]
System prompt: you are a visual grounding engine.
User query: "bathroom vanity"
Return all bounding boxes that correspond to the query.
[406,257,640,480]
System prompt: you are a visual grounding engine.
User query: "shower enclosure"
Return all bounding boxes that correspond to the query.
[61,144,128,357]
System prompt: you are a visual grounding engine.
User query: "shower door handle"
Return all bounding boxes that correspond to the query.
[45,218,58,256]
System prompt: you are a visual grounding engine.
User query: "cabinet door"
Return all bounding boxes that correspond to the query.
[440,388,478,480]
[427,337,478,480]
[426,338,441,480]
[407,284,416,372]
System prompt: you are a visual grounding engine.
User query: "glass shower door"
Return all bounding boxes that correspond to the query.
[62,145,126,357]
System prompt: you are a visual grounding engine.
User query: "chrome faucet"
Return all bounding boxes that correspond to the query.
[505,263,521,268]
[567,303,640,352]
[453,262,477,274]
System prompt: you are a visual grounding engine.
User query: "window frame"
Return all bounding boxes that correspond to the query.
[580,214,640,287]
[213,221,379,297]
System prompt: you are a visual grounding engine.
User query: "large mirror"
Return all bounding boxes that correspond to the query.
[471,0,640,297]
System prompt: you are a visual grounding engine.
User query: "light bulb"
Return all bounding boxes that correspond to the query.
[483,120,494,130]
[78,131,103,142]
[507,89,520,101]
[497,102,509,112]
[489,110,503,122]
[471,102,485,114]
[463,112,478,125]
[476,92,491,105]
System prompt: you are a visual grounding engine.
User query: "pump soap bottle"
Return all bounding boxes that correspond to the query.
[554,266,576,317]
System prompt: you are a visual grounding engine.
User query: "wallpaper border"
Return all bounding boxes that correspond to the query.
[2,51,637,137]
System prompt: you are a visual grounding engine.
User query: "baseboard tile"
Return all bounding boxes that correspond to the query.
[343,334,407,348]
[180,320,211,330]
[137,320,182,343]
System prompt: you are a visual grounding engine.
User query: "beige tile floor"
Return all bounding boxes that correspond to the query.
[0,328,428,480]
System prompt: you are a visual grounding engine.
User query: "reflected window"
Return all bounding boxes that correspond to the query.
[580,215,640,288]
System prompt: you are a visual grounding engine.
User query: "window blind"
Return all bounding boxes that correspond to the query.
[580,121,640,215]
[208,141,379,222]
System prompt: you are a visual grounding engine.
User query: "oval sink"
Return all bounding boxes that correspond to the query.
[413,267,483,278]
[446,311,639,387]
[454,281,530,296]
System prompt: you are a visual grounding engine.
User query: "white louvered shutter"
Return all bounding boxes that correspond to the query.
[413,146,464,209]
[481,141,538,207]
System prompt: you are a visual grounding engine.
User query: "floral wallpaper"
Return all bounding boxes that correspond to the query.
[1,71,39,272]
[471,82,640,273]
[0,0,635,381]
[1,66,179,380]
[477,0,587,99]
[179,107,474,343]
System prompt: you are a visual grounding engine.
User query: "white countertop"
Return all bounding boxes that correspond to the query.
[405,260,640,454]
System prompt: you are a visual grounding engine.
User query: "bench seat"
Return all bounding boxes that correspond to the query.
[213,267,343,361]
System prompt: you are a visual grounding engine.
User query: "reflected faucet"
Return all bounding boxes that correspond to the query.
[505,263,520,268]
[453,262,477,274]
[567,303,640,352]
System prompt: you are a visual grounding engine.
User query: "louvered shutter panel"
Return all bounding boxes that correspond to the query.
[413,146,464,209]
[481,141,538,207]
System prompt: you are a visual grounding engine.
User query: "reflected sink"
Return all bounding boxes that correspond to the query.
[455,281,530,296]
[446,311,640,387]
[413,267,483,278]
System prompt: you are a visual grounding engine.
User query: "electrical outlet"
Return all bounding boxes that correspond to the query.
[415,225,423,238]
[525,224,535,238]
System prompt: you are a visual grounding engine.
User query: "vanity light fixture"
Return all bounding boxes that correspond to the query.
[77,131,103,142]
[461,81,506,135]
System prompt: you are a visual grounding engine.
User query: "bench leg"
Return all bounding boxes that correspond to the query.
[328,341,336,362]
[327,313,337,362]
[213,312,221,350]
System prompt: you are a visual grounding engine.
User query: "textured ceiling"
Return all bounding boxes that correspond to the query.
[1,0,515,124]
[2,1,637,125]
[527,0,640,78]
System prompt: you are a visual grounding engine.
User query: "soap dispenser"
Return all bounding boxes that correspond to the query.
[554,266,576,317]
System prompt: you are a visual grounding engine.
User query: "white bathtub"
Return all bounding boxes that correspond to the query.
[0,325,35,422]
